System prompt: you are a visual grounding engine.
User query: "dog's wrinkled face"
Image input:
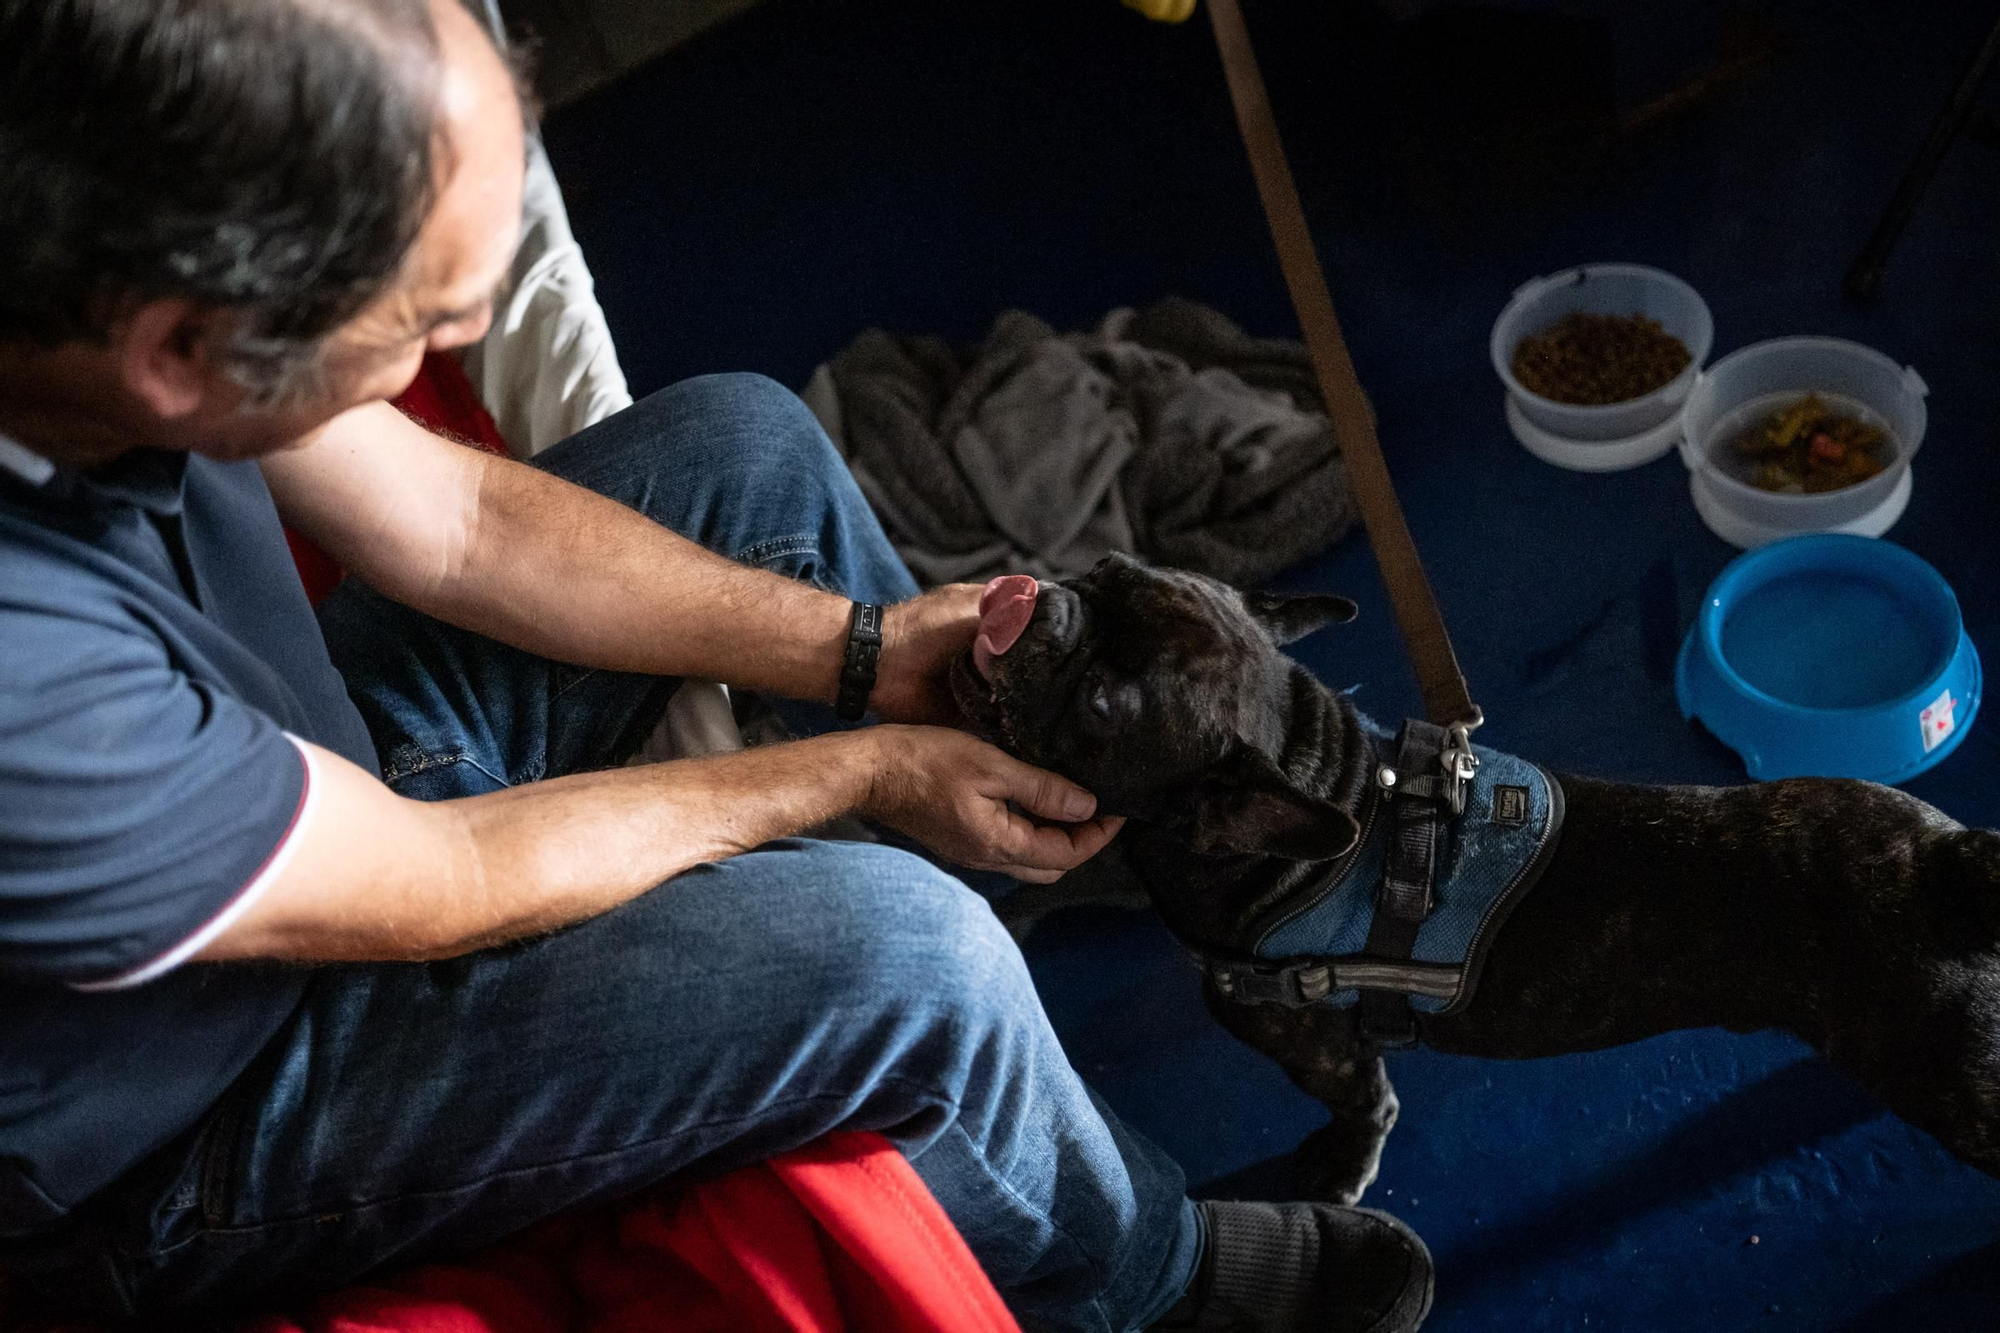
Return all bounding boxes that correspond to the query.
[952,553,1363,861]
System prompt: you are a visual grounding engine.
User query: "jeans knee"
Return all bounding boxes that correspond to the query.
[806,844,1035,1029]
[626,372,881,584]
[653,372,846,487]
[550,371,913,604]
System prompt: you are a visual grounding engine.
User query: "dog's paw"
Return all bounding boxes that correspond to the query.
[1293,1121,1388,1206]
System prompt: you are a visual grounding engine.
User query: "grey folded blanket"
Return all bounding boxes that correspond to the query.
[802,298,1356,589]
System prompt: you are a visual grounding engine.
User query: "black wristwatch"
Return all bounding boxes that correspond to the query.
[835,601,885,721]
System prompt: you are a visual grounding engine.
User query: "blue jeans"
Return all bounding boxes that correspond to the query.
[67,375,1200,1332]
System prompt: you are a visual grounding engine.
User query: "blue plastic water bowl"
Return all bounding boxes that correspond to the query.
[1676,534,1981,783]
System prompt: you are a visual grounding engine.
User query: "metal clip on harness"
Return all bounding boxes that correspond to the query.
[1440,708,1483,815]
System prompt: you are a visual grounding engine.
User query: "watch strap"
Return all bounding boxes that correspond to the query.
[835,601,884,721]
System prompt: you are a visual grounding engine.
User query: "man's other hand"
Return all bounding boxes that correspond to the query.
[861,727,1124,884]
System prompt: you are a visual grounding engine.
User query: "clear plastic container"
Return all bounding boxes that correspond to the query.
[1678,337,1928,545]
[1490,263,1714,442]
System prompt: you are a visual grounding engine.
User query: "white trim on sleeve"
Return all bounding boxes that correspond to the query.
[70,736,321,992]
[0,432,56,486]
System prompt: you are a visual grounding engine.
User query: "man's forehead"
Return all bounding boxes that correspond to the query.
[409,0,526,303]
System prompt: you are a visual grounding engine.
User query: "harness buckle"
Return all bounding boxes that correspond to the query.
[1440,707,1483,816]
[1209,960,1335,1008]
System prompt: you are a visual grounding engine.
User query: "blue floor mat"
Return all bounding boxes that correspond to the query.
[541,2,2000,1325]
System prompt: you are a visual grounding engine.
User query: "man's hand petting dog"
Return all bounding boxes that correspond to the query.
[870,582,987,725]
[855,578,1122,882]
[860,726,1125,884]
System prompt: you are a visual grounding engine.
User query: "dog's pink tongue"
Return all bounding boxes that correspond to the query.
[973,575,1038,681]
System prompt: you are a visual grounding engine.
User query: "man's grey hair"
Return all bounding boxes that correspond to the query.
[0,0,490,408]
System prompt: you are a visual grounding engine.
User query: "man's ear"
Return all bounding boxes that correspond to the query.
[1181,746,1361,861]
[113,299,232,421]
[1245,591,1359,646]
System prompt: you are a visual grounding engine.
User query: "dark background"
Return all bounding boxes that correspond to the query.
[533,2,2000,1326]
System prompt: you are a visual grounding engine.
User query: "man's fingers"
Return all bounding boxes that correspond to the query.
[885,730,1119,875]
[995,817,1085,871]
[1065,814,1125,863]
[986,816,1124,882]
[992,810,1124,873]
[995,865,1066,885]
[945,734,1095,824]
[1001,757,1099,824]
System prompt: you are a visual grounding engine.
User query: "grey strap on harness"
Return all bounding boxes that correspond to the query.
[1203,0,1487,1052]
[1204,950,1464,1010]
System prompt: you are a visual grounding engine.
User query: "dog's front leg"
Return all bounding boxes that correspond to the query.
[1206,988,1399,1205]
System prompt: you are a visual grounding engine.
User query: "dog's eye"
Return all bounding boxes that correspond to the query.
[1083,671,1142,732]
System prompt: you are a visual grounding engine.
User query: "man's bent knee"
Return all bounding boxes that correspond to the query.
[719,839,1035,1024]
[574,373,896,595]
[642,372,847,492]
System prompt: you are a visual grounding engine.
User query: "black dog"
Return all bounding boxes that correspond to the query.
[954,554,2000,1205]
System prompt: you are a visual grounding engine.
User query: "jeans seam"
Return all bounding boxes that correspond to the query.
[152,1075,1097,1288]
[197,1096,249,1231]
[550,668,599,703]
[733,533,819,567]
[379,747,468,784]
[152,1087,870,1249]
[382,749,513,791]
[934,1118,1110,1328]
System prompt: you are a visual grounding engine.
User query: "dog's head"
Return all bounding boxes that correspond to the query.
[952,553,1363,862]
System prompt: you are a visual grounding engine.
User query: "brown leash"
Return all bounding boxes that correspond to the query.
[1204,0,1484,771]
[1187,1,1489,1046]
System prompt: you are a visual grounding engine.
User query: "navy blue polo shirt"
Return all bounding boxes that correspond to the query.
[0,435,377,1235]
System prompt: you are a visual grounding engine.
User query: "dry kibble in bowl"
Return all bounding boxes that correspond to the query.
[1512,311,1694,406]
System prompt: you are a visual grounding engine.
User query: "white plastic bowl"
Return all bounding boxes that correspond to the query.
[1678,336,1928,548]
[1503,393,1684,472]
[1491,263,1714,442]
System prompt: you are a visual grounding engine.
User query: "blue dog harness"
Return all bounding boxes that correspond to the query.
[1197,713,1565,1046]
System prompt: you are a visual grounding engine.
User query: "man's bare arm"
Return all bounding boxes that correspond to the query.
[202,728,1120,964]
[261,401,902,711]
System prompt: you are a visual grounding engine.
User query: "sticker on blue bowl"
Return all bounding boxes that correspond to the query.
[1921,688,1958,754]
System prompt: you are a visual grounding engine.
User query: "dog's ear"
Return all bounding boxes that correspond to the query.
[1245,592,1359,645]
[1182,747,1361,861]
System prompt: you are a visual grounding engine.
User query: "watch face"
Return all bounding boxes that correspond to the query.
[856,602,883,639]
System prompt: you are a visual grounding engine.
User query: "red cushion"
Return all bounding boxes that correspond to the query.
[391,351,512,459]
[232,1133,1019,1333]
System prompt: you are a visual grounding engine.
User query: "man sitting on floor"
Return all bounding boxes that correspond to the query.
[0,2,1431,1329]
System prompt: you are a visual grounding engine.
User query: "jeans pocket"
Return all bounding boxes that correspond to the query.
[379,740,468,786]
[379,742,511,801]
[19,1089,262,1319]
[193,1091,253,1234]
